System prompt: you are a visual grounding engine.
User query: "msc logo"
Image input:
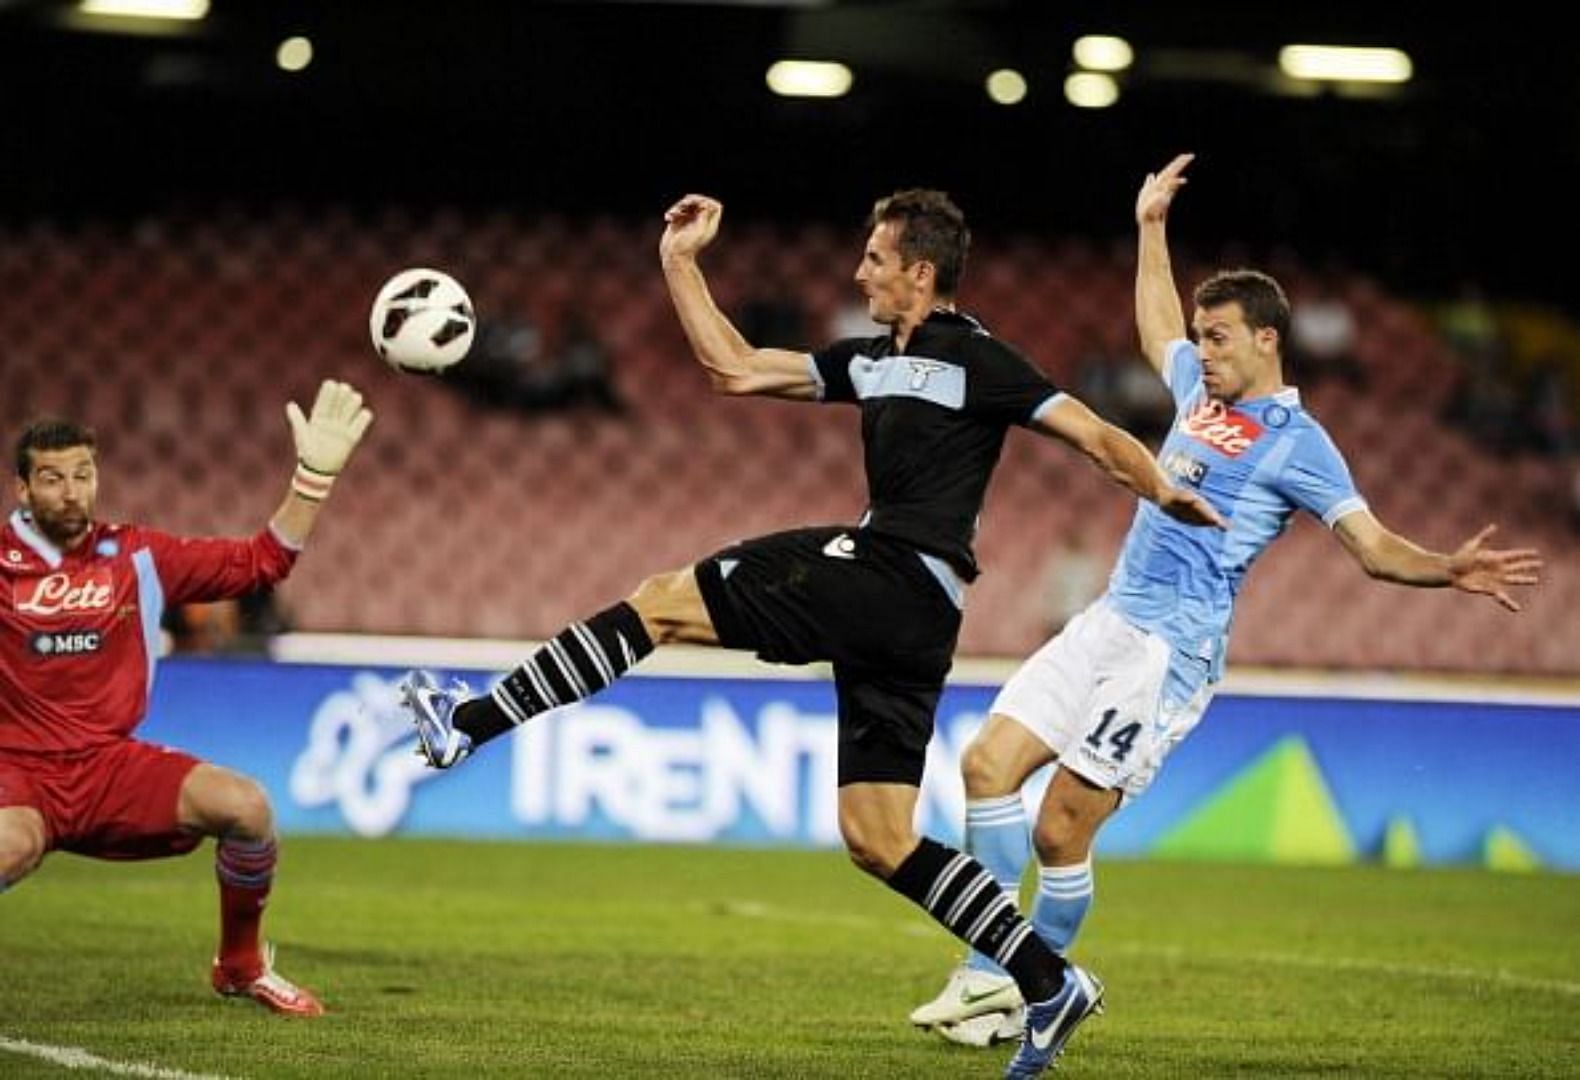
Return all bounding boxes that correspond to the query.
[1162,450,1209,486]
[29,630,104,657]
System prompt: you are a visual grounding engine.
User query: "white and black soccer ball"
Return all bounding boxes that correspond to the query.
[369,267,476,373]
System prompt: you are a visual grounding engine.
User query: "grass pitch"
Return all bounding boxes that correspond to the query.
[2,838,1577,1078]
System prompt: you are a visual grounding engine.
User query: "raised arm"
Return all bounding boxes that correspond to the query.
[1033,396,1225,529]
[1135,153,1194,375]
[659,194,820,400]
[1333,511,1543,611]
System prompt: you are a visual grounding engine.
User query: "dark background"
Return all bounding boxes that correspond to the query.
[2,0,1574,304]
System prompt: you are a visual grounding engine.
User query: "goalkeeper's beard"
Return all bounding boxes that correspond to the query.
[32,503,92,550]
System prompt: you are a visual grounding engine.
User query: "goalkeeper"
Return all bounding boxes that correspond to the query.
[0,380,372,1016]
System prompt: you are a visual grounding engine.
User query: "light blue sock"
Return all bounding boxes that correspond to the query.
[963,794,1031,975]
[1032,859,1094,954]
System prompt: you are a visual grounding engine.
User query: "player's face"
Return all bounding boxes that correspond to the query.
[17,446,97,549]
[1191,302,1278,403]
[855,221,929,327]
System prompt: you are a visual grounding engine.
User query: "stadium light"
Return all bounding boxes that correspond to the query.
[766,60,853,99]
[78,0,210,19]
[985,69,1028,106]
[1072,35,1134,73]
[1064,72,1119,109]
[276,36,313,73]
[1278,45,1413,84]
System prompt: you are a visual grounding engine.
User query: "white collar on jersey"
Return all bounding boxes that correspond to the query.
[1272,386,1301,406]
[9,509,64,569]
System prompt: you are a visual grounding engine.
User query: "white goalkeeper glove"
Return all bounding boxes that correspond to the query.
[285,379,374,500]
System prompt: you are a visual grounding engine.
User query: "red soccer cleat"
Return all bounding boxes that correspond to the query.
[211,944,325,1017]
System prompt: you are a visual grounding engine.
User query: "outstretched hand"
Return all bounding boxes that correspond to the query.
[286,379,374,477]
[1158,486,1227,530]
[660,194,723,263]
[1447,524,1542,611]
[1136,153,1194,226]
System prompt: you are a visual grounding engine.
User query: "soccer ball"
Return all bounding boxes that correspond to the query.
[369,268,476,373]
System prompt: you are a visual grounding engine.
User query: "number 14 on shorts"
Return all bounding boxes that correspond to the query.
[1084,708,1141,763]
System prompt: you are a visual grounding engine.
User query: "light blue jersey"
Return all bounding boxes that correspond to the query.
[1106,339,1366,703]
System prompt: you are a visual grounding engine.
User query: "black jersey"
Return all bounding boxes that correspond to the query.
[811,309,1061,580]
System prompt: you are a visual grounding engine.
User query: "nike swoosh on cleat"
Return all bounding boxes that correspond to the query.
[960,986,1011,1006]
[1030,1022,1058,1051]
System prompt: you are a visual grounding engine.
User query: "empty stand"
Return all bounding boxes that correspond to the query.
[1,209,1573,675]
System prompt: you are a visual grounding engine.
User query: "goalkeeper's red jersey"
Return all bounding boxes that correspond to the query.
[0,510,298,754]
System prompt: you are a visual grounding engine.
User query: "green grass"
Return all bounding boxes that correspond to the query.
[2,839,1578,1078]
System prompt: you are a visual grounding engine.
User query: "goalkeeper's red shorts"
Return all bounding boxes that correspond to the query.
[0,739,204,860]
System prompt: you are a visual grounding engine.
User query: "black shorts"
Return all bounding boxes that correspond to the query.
[694,526,963,787]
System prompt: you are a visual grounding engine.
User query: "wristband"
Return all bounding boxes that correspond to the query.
[292,462,336,502]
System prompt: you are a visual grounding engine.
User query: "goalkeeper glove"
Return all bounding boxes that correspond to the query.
[285,379,374,500]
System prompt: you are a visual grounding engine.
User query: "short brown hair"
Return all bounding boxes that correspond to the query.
[1193,269,1291,348]
[868,189,970,297]
[15,419,96,479]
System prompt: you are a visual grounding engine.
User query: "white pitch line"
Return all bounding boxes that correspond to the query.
[0,1035,239,1080]
[715,899,1580,999]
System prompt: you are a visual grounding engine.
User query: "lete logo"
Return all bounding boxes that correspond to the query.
[15,568,114,616]
[1178,398,1264,457]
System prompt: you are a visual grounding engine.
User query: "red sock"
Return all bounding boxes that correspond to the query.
[215,837,276,978]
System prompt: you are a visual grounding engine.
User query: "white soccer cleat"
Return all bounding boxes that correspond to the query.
[938,1004,1026,1048]
[399,669,474,768]
[909,962,1023,1028]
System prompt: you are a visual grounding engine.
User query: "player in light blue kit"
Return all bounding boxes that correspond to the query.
[913,154,1545,1065]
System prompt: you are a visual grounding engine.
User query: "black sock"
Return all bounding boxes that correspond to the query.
[888,836,1065,1003]
[454,601,655,748]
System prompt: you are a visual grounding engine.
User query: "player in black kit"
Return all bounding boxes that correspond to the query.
[399,189,1223,1078]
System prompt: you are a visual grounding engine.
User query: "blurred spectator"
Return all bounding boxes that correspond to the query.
[237,588,292,648]
[453,307,558,410]
[1436,280,1520,450]
[1075,335,1173,444]
[454,307,622,415]
[1039,524,1107,636]
[164,599,240,655]
[1289,276,1364,386]
[1113,354,1175,443]
[1445,362,1522,454]
[164,589,289,656]
[1074,334,1121,420]
[829,300,881,341]
[736,268,808,350]
[557,310,624,414]
[1524,357,1578,456]
[1437,280,1502,367]
[1570,458,1580,532]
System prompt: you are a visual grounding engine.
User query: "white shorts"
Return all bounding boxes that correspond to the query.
[991,600,1214,801]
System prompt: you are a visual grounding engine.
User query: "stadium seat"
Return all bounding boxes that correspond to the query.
[3,209,1573,673]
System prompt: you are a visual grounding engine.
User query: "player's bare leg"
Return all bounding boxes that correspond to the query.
[179,764,323,1017]
[0,806,48,893]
